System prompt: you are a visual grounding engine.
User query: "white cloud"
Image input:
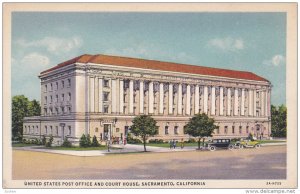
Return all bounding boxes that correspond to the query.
[263,54,285,67]
[15,36,83,55]
[208,37,244,52]
[20,52,50,67]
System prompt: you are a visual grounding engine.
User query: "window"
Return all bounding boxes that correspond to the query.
[50,83,53,90]
[216,127,220,134]
[256,92,259,98]
[239,126,242,134]
[45,126,47,135]
[56,95,58,102]
[104,79,109,87]
[50,95,53,103]
[224,126,228,134]
[232,126,235,134]
[95,128,98,132]
[165,126,169,135]
[45,96,47,104]
[256,101,259,107]
[61,107,65,113]
[49,108,53,115]
[256,110,260,117]
[246,126,249,133]
[56,82,58,90]
[50,126,53,135]
[25,126,27,134]
[55,107,58,114]
[133,94,136,103]
[103,92,109,101]
[103,106,109,113]
[67,79,71,87]
[68,93,71,101]
[44,108,47,114]
[116,128,120,132]
[174,126,179,135]
[45,85,47,91]
[123,94,127,103]
[68,107,71,113]
[62,94,65,101]
[56,126,58,136]
[62,80,65,88]
[68,126,71,136]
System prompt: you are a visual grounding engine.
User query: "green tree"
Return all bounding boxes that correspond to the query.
[271,105,287,137]
[12,95,30,140]
[130,115,159,152]
[79,134,88,147]
[92,135,100,147]
[184,113,217,149]
[28,99,41,116]
[12,95,41,140]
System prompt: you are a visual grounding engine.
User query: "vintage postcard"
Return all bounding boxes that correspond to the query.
[2,2,297,191]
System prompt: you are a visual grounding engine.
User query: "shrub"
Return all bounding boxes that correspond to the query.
[62,137,72,147]
[86,134,92,147]
[127,133,142,144]
[91,135,100,147]
[149,139,164,144]
[46,135,54,147]
[248,133,254,141]
[187,138,196,143]
[42,135,46,145]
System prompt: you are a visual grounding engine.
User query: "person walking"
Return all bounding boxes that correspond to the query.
[180,138,184,149]
[169,140,173,149]
[173,139,176,149]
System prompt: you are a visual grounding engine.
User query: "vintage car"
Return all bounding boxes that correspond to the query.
[207,139,234,151]
[235,139,261,148]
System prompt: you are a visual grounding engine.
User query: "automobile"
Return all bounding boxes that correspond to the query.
[235,138,261,148]
[207,139,234,151]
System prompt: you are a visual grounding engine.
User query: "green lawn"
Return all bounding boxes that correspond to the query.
[38,146,117,151]
[257,140,286,144]
[12,143,40,147]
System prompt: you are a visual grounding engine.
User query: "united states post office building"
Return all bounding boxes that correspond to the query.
[23,54,272,145]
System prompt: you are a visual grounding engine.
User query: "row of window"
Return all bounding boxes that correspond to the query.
[44,93,71,104]
[24,125,72,136]
[44,79,71,92]
[44,106,72,115]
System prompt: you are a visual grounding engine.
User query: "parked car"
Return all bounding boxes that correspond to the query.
[207,139,234,151]
[235,138,261,148]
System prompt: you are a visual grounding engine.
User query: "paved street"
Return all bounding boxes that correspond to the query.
[13,145,286,180]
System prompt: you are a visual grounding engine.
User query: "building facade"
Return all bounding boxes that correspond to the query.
[23,54,272,145]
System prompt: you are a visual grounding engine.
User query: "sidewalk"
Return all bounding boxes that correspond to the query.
[13,142,286,157]
[13,144,197,157]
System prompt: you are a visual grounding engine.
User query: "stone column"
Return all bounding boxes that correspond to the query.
[90,77,95,112]
[211,86,216,115]
[159,82,164,114]
[111,79,117,113]
[139,81,144,114]
[99,78,103,113]
[195,85,199,114]
[169,83,173,114]
[265,90,268,117]
[234,88,238,116]
[253,89,256,116]
[119,79,124,114]
[261,90,265,116]
[241,88,245,116]
[186,84,191,115]
[129,80,134,114]
[227,88,231,116]
[203,86,208,114]
[248,89,253,116]
[149,82,154,114]
[219,87,224,116]
[178,84,182,115]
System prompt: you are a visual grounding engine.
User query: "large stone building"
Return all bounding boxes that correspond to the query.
[23,54,271,145]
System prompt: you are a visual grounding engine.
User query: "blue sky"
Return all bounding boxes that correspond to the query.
[12,12,286,105]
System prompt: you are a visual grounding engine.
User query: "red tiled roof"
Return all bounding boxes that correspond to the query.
[41,54,269,82]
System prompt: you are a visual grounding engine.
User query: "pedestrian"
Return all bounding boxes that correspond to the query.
[169,140,173,149]
[180,138,184,149]
[173,139,176,149]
